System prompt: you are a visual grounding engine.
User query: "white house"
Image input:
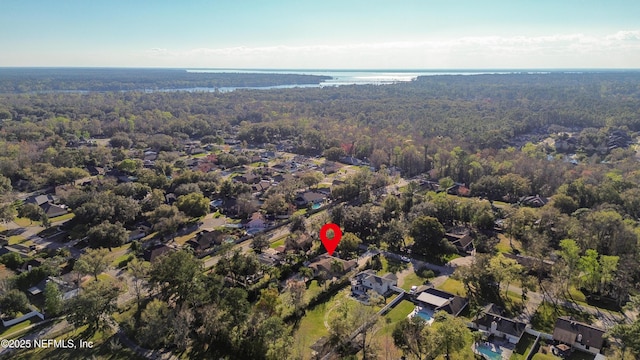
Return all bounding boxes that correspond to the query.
[246,212,267,229]
[472,304,528,344]
[351,270,398,297]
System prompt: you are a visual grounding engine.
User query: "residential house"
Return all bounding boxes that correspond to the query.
[0,244,31,258]
[85,165,105,176]
[552,317,605,355]
[27,274,79,301]
[272,173,295,184]
[446,183,471,197]
[165,193,177,205]
[41,202,68,218]
[252,180,272,193]
[128,223,151,242]
[419,180,440,192]
[224,138,241,146]
[246,212,267,230]
[472,304,528,344]
[323,162,341,175]
[308,254,357,278]
[519,195,549,208]
[415,287,468,317]
[186,230,224,255]
[351,270,398,297]
[503,253,554,276]
[25,194,57,207]
[235,173,260,184]
[445,228,475,255]
[143,243,175,262]
[339,156,363,166]
[294,191,327,207]
[257,249,284,266]
[20,258,46,273]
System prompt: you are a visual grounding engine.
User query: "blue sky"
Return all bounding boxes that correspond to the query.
[2,0,640,68]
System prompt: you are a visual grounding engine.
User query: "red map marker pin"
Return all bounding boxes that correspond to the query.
[319,223,342,256]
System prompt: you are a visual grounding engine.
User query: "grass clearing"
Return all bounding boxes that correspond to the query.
[496,233,522,254]
[437,278,467,297]
[49,213,75,222]
[379,299,414,336]
[8,234,27,245]
[511,332,537,360]
[14,217,38,227]
[568,287,587,303]
[293,208,308,216]
[531,301,593,333]
[0,265,15,280]
[18,325,146,360]
[375,255,389,275]
[174,230,199,246]
[0,319,33,338]
[532,353,561,360]
[269,236,287,249]
[399,272,429,291]
[304,280,325,303]
[112,253,134,268]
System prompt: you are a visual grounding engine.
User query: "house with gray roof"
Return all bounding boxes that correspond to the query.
[415,287,468,317]
[472,303,528,344]
[351,270,398,297]
[552,317,605,355]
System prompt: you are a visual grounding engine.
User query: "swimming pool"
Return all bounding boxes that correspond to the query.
[476,343,502,360]
[311,203,322,210]
[416,310,432,321]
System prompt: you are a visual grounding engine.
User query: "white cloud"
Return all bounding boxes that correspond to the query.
[96,30,640,68]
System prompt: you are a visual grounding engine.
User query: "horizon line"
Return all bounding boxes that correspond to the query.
[2,66,640,72]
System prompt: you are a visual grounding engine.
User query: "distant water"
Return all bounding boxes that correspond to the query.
[185,69,530,90]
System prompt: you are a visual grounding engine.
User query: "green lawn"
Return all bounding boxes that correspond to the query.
[8,234,26,245]
[442,253,461,262]
[375,255,389,275]
[532,353,561,360]
[531,302,593,333]
[304,280,325,303]
[292,288,361,359]
[269,236,286,249]
[496,233,522,254]
[568,287,588,303]
[511,333,537,360]
[112,253,134,268]
[293,208,308,216]
[400,272,429,291]
[14,217,38,227]
[379,300,414,336]
[0,319,33,338]
[293,297,334,359]
[437,278,467,297]
[18,324,146,360]
[49,213,75,222]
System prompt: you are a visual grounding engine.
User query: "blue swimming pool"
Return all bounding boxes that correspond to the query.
[312,203,322,210]
[416,310,432,321]
[476,343,502,360]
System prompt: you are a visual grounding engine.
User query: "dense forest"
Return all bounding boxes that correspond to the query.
[0,68,331,93]
[1,71,640,359]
